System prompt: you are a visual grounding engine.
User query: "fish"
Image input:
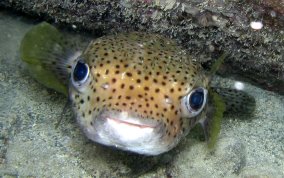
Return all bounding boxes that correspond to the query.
[20,22,255,155]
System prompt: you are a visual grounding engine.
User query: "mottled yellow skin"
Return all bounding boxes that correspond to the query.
[70,32,209,154]
[21,22,254,155]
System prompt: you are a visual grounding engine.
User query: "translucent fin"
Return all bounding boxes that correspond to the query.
[208,52,228,77]
[20,22,81,95]
[211,87,255,116]
[199,90,226,149]
[56,99,71,128]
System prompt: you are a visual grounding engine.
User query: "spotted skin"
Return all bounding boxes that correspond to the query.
[21,23,255,155]
[69,32,209,154]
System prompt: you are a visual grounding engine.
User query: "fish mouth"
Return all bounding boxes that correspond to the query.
[79,109,174,155]
[105,111,158,129]
[106,117,156,128]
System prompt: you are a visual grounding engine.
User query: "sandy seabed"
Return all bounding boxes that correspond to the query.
[0,10,283,177]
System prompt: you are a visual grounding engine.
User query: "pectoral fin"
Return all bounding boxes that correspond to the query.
[199,90,226,148]
[20,22,82,96]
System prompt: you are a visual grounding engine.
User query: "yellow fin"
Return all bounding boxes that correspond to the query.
[208,52,228,76]
[20,22,68,95]
[207,90,226,149]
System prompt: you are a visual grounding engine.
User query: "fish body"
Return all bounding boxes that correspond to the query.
[20,22,254,155]
[69,33,210,155]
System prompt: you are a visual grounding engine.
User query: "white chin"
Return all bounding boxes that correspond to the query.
[79,111,175,155]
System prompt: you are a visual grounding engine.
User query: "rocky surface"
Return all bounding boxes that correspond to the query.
[0,0,283,95]
[0,10,283,177]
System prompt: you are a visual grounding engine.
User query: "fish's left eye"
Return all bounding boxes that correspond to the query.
[181,87,208,118]
[71,60,89,87]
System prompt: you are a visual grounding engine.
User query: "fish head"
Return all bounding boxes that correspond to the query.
[68,33,210,155]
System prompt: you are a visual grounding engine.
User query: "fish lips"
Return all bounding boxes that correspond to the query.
[81,109,173,155]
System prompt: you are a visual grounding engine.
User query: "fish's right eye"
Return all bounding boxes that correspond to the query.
[71,60,89,87]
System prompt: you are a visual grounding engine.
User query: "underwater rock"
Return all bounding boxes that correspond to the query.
[0,0,283,94]
[213,137,246,175]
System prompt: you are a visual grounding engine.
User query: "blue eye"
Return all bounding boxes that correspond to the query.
[73,61,88,82]
[189,89,204,110]
[72,60,89,87]
[181,87,207,118]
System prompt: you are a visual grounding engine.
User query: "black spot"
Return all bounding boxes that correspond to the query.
[175,110,178,115]
[80,99,84,104]
[126,72,132,77]
[144,86,149,91]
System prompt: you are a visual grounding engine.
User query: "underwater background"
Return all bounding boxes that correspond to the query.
[0,4,283,178]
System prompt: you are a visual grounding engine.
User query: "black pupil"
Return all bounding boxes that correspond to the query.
[189,89,204,110]
[73,61,88,82]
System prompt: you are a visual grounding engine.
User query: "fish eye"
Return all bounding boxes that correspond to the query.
[181,87,208,118]
[71,60,89,87]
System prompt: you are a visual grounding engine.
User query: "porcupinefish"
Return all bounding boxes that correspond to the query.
[20,22,255,155]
